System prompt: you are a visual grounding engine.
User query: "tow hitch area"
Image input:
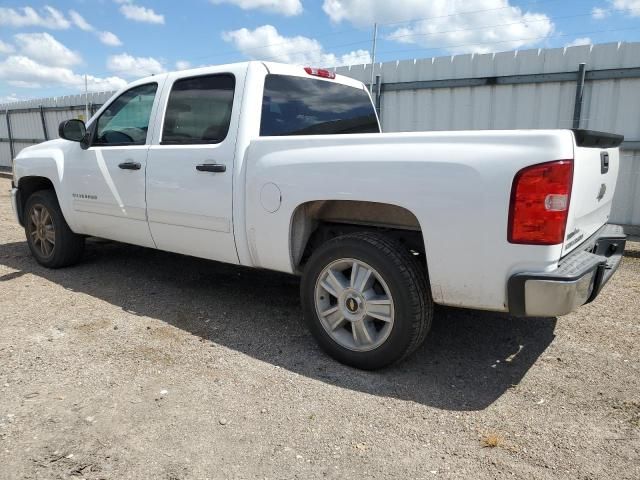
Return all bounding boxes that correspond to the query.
[508,224,626,317]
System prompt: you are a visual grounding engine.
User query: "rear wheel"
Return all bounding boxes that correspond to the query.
[24,190,85,268]
[301,232,432,370]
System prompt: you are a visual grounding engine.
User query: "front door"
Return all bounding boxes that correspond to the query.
[67,82,161,247]
[145,71,241,264]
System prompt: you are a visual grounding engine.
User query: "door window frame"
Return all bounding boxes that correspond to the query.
[159,73,236,146]
[88,82,159,148]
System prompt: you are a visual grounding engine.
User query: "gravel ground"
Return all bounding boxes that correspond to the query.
[0,176,638,480]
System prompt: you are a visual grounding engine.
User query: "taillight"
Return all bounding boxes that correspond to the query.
[304,67,336,79]
[508,160,574,245]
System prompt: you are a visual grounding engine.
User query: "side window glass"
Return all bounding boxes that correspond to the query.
[94,83,158,146]
[162,74,235,145]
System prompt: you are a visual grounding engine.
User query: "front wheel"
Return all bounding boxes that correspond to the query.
[24,190,85,268]
[301,232,433,370]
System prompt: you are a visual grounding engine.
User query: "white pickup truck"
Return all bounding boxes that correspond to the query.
[10,61,626,369]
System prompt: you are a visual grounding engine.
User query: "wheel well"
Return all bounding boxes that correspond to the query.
[291,200,426,272]
[17,176,56,225]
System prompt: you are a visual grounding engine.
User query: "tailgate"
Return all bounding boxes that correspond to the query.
[562,130,623,256]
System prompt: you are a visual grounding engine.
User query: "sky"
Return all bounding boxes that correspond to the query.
[1,0,640,102]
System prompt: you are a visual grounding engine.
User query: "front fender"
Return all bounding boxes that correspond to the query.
[14,140,79,231]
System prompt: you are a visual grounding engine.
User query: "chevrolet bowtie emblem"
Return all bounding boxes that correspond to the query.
[346,298,358,312]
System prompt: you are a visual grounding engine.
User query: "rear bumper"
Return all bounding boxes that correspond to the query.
[508,224,626,317]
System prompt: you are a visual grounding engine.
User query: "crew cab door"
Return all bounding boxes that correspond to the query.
[66,81,163,247]
[145,67,245,264]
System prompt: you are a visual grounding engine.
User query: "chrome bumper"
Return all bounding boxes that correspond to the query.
[10,187,21,225]
[508,224,626,317]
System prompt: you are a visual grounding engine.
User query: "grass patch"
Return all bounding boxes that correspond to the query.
[481,433,505,448]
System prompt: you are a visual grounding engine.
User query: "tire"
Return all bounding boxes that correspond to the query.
[24,189,85,268]
[301,232,433,370]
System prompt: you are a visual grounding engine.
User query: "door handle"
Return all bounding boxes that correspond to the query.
[601,152,609,174]
[118,161,141,170]
[196,163,226,173]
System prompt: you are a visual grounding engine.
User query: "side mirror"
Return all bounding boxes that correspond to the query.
[58,119,86,142]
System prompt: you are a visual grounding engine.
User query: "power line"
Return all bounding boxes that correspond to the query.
[194,26,640,68]
[84,24,637,86]
[231,26,638,66]
[62,7,640,89]
[94,6,631,79]
[9,1,629,93]
[143,0,564,65]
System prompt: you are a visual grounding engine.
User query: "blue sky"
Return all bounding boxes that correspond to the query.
[1,0,640,102]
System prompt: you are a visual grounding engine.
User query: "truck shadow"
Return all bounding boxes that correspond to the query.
[0,239,557,411]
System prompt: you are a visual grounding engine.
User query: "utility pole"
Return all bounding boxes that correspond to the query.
[370,22,378,93]
[84,74,89,122]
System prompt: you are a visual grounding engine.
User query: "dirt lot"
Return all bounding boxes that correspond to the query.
[0,176,638,480]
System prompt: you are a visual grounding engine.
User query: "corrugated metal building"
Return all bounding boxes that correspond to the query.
[2,42,639,227]
[335,42,640,228]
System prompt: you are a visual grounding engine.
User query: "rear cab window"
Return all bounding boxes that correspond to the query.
[260,74,379,136]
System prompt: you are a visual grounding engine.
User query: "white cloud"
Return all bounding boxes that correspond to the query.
[0,5,124,49]
[591,7,609,19]
[223,25,372,67]
[323,0,554,54]
[99,31,123,47]
[175,60,192,70]
[210,0,302,16]
[336,49,373,65]
[68,9,123,47]
[0,55,126,91]
[14,32,82,67]
[566,37,592,47]
[118,1,165,24]
[0,6,70,29]
[611,0,640,16]
[69,10,93,31]
[0,40,14,54]
[107,53,166,77]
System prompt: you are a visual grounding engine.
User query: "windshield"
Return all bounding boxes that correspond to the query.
[260,74,379,136]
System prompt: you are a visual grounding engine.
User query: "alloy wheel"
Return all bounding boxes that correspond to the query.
[28,204,55,258]
[314,258,395,352]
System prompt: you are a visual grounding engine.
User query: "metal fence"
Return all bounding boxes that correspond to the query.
[0,91,114,167]
[2,42,640,227]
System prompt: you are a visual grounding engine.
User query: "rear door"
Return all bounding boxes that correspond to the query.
[145,66,245,264]
[563,131,622,255]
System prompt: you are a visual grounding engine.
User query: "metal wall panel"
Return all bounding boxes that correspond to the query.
[611,149,640,226]
[0,143,10,164]
[0,113,8,138]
